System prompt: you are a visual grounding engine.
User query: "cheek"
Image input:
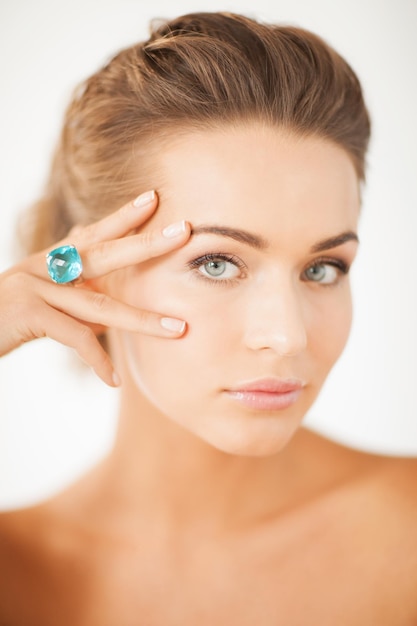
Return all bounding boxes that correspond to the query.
[118,267,234,404]
[310,287,353,369]
[121,320,231,432]
[120,263,238,353]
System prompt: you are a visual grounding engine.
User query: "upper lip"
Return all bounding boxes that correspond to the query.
[227,377,305,394]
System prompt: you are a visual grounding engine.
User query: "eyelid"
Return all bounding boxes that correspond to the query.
[186,252,247,285]
[187,252,247,270]
[306,256,350,272]
[185,251,352,287]
[302,256,351,286]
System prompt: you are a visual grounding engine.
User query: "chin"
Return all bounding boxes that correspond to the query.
[198,415,303,457]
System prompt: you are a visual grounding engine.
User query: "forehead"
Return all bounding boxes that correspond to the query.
[148,124,360,241]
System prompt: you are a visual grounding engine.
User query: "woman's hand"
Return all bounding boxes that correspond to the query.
[0,190,190,386]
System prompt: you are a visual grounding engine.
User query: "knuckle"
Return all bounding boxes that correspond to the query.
[134,308,153,331]
[15,297,36,320]
[0,286,45,344]
[2,272,35,314]
[2,270,30,290]
[28,303,49,336]
[90,291,111,312]
[68,224,84,238]
[69,221,98,245]
[139,230,156,251]
[88,240,111,263]
[67,223,89,246]
[78,324,96,345]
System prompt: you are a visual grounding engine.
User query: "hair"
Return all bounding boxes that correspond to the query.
[22,11,371,254]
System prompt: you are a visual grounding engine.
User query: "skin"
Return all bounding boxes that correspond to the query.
[0,190,191,384]
[0,124,416,626]
[110,124,358,457]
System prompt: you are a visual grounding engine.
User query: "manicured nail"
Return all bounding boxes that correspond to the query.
[160,317,186,333]
[162,220,186,238]
[112,370,121,386]
[133,190,155,208]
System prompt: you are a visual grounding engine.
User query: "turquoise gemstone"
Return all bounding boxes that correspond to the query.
[46,245,83,284]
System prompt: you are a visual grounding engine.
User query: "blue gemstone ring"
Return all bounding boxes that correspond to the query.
[46,244,83,284]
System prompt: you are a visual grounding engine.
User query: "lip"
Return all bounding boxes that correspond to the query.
[228,377,305,393]
[224,377,305,411]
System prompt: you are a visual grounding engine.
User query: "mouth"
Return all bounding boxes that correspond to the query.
[224,377,305,411]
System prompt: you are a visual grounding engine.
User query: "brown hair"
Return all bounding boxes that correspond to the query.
[23,11,371,254]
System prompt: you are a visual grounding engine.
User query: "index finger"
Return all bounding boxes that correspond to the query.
[67,190,158,248]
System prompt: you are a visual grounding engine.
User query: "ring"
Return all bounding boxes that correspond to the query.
[46,244,83,284]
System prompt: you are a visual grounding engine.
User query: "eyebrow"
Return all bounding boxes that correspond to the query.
[190,225,359,253]
[310,231,359,252]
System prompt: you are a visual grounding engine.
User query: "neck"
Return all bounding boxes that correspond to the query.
[94,374,312,536]
[67,333,318,536]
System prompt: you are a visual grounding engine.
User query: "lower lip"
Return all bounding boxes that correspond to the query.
[224,389,302,411]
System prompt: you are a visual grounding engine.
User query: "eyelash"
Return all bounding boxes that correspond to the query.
[187,252,350,287]
[303,256,350,288]
[187,253,247,286]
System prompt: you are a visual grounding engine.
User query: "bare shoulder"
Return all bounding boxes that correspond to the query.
[301,426,417,496]
[0,504,44,560]
[353,448,417,611]
[364,451,417,534]
[0,505,46,622]
[372,450,417,498]
[333,434,417,511]
[297,428,417,555]
[314,428,417,514]
[0,502,89,625]
[299,429,417,619]
[0,500,66,552]
[0,503,60,585]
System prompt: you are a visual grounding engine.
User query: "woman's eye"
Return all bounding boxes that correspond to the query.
[188,253,245,283]
[304,261,347,285]
[199,258,241,280]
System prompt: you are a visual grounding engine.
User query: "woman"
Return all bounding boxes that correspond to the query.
[0,11,416,625]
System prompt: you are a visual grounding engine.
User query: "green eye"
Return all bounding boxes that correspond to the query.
[305,261,346,285]
[203,260,228,277]
[199,258,241,280]
[188,252,246,283]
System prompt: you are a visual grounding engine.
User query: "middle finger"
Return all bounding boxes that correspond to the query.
[80,220,191,279]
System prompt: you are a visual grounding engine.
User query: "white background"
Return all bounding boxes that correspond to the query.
[1,0,416,509]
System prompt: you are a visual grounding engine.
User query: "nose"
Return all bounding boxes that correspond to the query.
[243,279,308,357]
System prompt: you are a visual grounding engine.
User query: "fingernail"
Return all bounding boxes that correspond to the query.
[112,370,121,386]
[133,190,155,208]
[160,317,186,333]
[162,220,186,238]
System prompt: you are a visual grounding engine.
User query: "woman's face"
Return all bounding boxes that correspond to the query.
[112,124,360,456]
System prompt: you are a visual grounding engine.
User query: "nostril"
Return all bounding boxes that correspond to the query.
[244,324,307,356]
